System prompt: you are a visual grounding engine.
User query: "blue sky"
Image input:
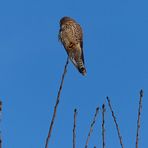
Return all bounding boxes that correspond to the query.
[0,0,148,147]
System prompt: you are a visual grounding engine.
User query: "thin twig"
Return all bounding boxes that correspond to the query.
[45,57,69,148]
[136,89,143,148]
[73,109,77,148]
[0,100,2,123]
[85,106,99,148]
[0,132,1,148]
[0,136,1,148]
[0,100,2,148]
[106,97,124,148]
[102,104,106,148]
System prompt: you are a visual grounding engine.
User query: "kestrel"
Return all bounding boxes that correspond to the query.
[59,16,86,76]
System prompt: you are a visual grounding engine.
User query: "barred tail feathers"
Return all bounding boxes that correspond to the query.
[77,59,86,76]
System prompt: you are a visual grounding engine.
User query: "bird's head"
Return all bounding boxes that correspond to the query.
[60,16,76,26]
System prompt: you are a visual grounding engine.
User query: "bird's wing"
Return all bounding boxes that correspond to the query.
[76,23,85,64]
[70,56,78,68]
[80,40,85,64]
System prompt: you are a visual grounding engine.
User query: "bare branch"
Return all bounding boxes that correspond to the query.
[0,100,2,148]
[73,109,77,148]
[106,97,124,148]
[85,106,99,148]
[136,89,144,148]
[45,57,69,148]
[0,100,2,123]
[102,104,106,148]
[0,134,1,148]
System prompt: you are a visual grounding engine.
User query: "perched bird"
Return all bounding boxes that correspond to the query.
[59,16,86,76]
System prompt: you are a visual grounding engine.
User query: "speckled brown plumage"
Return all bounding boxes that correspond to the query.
[59,16,86,76]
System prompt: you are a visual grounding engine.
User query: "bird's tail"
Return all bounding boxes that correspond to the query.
[77,59,86,76]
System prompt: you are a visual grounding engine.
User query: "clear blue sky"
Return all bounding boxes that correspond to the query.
[0,0,147,147]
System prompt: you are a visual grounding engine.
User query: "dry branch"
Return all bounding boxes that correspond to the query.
[136,89,143,148]
[102,104,106,148]
[106,97,124,148]
[0,100,2,148]
[45,57,69,148]
[73,109,77,148]
[85,106,99,148]
[0,100,2,123]
[0,135,1,148]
